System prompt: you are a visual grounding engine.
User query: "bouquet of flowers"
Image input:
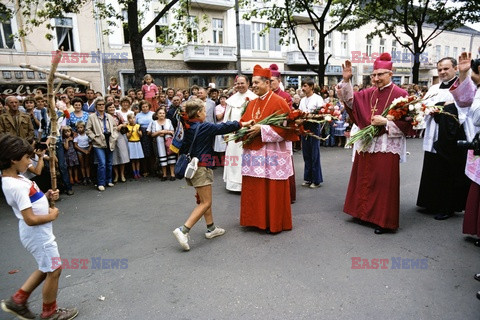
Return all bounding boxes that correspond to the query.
[226,108,338,145]
[347,94,455,150]
[312,102,343,121]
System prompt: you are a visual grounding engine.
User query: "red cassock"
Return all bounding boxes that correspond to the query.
[272,87,296,203]
[240,91,299,232]
[343,84,409,230]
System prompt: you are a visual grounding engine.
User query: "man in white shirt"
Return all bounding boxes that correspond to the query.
[298,78,324,188]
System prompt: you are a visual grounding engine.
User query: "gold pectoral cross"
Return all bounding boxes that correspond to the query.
[255,108,261,119]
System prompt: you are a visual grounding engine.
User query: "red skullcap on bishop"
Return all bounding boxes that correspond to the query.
[373,53,393,70]
[269,64,281,78]
[253,64,272,79]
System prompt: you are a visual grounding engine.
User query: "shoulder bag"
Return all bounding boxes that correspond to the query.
[174,124,200,179]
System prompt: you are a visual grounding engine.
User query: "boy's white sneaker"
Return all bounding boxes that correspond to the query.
[173,228,190,251]
[205,227,226,239]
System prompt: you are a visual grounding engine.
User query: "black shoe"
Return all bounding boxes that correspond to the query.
[475,240,480,247]
[169,176,176,181]
[477,291,480,300]
[417,207,433,214]
[434,213,452,220]
[374,228,384,235]
[66,189,74,196]
[265,228,271,234]
[475,273,480,282]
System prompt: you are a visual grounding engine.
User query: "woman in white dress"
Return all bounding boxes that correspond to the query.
[148,107,176,181]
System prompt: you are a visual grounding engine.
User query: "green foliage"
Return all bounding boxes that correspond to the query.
[242,0,358,81]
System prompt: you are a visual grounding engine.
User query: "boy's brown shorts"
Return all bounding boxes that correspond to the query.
[186,167,213,188]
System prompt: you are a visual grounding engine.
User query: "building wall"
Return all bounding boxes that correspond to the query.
[0,3,102,97]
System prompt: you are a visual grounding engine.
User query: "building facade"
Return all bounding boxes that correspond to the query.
[0,3,103,98]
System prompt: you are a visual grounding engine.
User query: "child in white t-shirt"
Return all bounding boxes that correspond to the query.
[0,134,78,320]
[73,121,92,185]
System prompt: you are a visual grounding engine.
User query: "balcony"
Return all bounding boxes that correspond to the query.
[286,51,319,65]
[291,5,325,22]
[189,0,234,10]
[183,44,236,63]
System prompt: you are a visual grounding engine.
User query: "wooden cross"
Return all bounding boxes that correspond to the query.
[20,50,91,207]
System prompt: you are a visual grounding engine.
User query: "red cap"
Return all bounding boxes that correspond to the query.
[253,65,271,78]
[373,53,393,70]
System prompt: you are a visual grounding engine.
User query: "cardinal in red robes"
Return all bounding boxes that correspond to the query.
[240,65,299,233]
[336,53,410,234]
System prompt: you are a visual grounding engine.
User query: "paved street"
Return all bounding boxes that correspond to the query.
[1,138,479,320]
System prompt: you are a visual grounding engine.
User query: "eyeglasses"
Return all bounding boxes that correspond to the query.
[370,72,390,78]
[96,103,105,106]
[60,96,68,99]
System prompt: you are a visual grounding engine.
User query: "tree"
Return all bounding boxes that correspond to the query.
[338,0,480,83]
[242,0,359,86]
[1,0,194,87]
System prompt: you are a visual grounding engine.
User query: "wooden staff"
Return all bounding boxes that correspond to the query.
[47,50,62,207]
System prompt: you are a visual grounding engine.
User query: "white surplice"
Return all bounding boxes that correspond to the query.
[223,90,257,191]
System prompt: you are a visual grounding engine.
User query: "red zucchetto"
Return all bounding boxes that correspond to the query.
[373,53,393,70]
[253,64,271,79]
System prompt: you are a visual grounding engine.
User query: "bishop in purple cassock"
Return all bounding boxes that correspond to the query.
[336,53,410,234]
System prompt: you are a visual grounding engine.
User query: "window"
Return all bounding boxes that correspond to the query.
[379,38,385,54]
[325,33,332,54]
[461,47,466,53]
[391,40,397,53]
[288,29,296,47]
[444,45,450,57]
[435,45,441,62]
[340,32,348,57]
[0,13,14,49]
[122,10,129,44]
[187,16,198,44]
[252,22,266,51]
[391,39,398,60]
[55,17,75,51]
[155,13,169,44]
[212,18,223,44]
[366,38,372,56]
[307,29,316,51]
[453,47,458,59]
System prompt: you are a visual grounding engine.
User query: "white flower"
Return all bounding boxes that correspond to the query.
[415,103,422,111]
[415,115,424,123]
[409,105,415,111]
[424,108,431,115]
[324,115,332,122]
[391,97,407,106]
